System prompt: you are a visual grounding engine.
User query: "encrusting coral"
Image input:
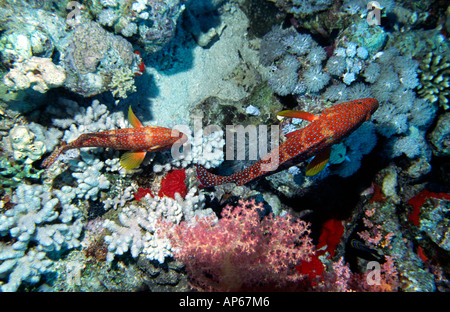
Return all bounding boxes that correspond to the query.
[3,56,66,93]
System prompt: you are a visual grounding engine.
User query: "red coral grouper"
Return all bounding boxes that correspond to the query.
[42,106,186,170]
[197,98,379,187]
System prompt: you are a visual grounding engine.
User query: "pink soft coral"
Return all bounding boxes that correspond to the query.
[159,199,314,291]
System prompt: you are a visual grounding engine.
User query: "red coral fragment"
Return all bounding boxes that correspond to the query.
[296,255,325,283]
[369,183,386,203]
[416,246,429,263]
[407,190,450,226]
[317,218,344,258]
[158,169,187,199]
[134,187,153,201]
[134,50,145,76]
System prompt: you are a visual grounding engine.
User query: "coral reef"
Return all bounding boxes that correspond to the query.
[69,152,111,201]
[153,128,225,172]
[260,27,332,95]
[428,112,450,157]
[7,125,46,164]
[268,0,333,16]
[88,0,188,53]
[62,21,140,98]
[0,0,449,294]
[338,20,387,54]
[418,197,450,252]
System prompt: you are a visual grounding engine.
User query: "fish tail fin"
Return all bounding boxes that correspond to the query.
[196,165,233,188]
[41,141,68,168]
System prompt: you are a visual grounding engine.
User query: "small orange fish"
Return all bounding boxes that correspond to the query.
[42,106,186,169]
[197,98,379,187]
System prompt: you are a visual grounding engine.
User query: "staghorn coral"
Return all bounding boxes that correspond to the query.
[416,51,450,110]
[0,247,53,292]
[160,199,314,291]
[69,152,111,201]
[153,128,225,172]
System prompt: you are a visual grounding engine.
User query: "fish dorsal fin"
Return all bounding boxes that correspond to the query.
[128,106,143,128]
[277,110,319,122]
[120,151,146,169]
[305,147,331,176]
[285,128,303,138]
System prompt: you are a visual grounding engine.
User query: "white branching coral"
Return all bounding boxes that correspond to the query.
[103,187,215,263]
[69,152,111,201]
[0,184,84,291]
[153,128,225,172]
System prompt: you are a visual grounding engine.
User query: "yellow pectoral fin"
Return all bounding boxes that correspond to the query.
[120,151,146,169]
[277,110,319,122]
[128,106,143,128]
[305,148,331,176]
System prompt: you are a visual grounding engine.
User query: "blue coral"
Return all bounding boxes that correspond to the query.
[282,33,313,56]
[325,56,346,76]
[409,98,438,129]
[273,0,333,15]
[342,72,356,85]
[259,26,291,66]
[362,62,381,83]
[371,69,400,101]
[345,82,372,101]
[323,84,348,102]
[307,46,327,65]
[302,65,330,93]
[268,55,301,96]
[333,122,377,177]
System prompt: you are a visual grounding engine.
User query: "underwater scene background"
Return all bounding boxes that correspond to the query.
[0,0,449,292]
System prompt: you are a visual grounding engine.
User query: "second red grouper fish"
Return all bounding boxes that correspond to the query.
[196,98,379,187]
